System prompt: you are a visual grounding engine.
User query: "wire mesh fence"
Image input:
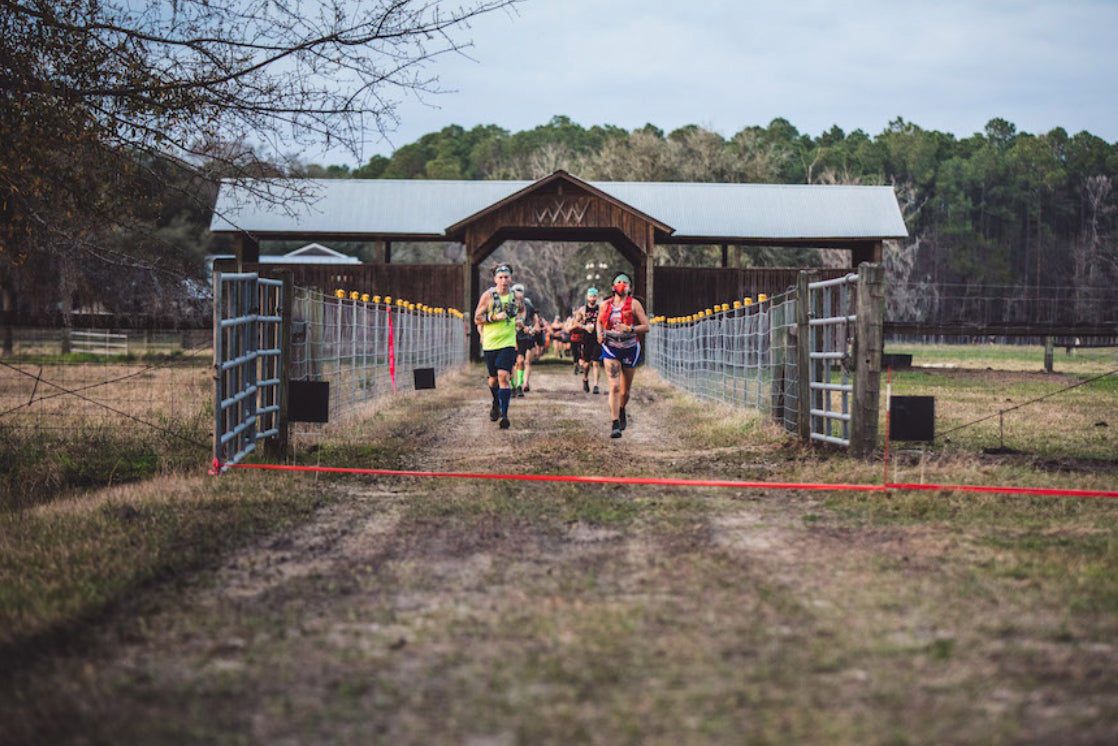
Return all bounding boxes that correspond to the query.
[290,287,469,424]
[646,292,798,432]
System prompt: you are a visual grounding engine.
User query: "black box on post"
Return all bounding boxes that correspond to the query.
[889,396,935,442]
[288,381,330,423]
[414,368,436,390]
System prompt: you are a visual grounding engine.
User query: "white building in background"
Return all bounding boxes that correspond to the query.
[206,243,362,283]
[263,243,362,264]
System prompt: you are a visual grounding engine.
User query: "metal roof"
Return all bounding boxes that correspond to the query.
[210,177,908,241]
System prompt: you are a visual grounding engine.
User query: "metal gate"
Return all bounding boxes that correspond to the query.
[212,272,284,472]
[807,272,859,446]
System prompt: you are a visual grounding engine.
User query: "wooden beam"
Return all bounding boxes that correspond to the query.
[851,241,882,267]
[641,225,655,314]
[233,233,259,268]
[796,270,817,443]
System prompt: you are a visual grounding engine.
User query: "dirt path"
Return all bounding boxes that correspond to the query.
[7,360,1118,745]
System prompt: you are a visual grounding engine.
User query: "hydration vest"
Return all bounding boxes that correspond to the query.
[491,288,519,319]
[598,296,633,331]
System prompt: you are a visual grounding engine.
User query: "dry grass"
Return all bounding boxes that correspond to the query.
[0,360,212,510]
[2,354,1118,745]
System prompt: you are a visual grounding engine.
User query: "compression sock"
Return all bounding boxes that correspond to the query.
[490,383,499,402]
[497,387,512,417]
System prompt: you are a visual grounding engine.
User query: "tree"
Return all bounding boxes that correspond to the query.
[1,0,519,342]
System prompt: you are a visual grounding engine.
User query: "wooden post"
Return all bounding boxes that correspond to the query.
[309,288,323,380]
[796,270,818,443]
[233,233,260,268]
[1043,336,1054,373]
[642,225,655,315]
[721,244,729,268]
[852,263,885,458]
[266,271,293,459]
[1,279,13,355]
[466,259,480,359]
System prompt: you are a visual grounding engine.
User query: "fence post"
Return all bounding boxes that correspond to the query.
[796,270,818,443]
[852,263,885,458]
[770,300,787,425]
[266,271,292,459]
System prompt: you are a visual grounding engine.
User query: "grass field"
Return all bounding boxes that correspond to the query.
[0,357,212,510]
[883,343,1118,462]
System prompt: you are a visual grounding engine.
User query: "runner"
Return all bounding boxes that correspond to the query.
[567,303,587,380]
[574,287,602,394]
[532,311,547,367]
[473,264,518,429]
[548,316,565,358]
[511,283,540,396]
[596,273,650,439]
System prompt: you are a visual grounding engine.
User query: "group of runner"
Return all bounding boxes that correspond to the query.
[473,263,650,438]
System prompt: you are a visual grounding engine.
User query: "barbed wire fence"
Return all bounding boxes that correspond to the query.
[0,351,213,443]
[3,283,470,488]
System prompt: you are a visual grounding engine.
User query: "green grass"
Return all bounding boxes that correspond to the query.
[0,426,210,511]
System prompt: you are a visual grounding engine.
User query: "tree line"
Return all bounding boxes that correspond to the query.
[292,115,1118,320]
[3,0,1115,332]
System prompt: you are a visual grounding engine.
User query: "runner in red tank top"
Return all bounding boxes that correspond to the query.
[596,273,651,439]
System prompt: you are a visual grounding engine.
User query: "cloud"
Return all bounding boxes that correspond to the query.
[337,0,1117,164]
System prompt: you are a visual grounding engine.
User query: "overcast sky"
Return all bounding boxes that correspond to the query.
[327,0,1118,166]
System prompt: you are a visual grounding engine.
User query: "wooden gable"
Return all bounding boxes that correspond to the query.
[445,171,673,264]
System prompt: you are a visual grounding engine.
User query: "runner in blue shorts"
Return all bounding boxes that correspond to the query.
[596,273,651,439]
[473,264,518,429]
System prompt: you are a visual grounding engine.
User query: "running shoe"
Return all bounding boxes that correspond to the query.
[489,401,500,422]
[583,379,589,393]
[619,407,627,430]
[499,416,510,430]
[516,386,524,398]
[592,385,600,395]
[610,419,622,438]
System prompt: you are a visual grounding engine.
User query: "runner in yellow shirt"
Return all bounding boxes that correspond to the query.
[473,264,518,429]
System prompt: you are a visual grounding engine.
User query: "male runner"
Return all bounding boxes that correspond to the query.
[511,283,539,396]
[574,287,602,394]
[473,264,518,429]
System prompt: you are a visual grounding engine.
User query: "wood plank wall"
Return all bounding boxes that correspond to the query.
[651,266,849,317]
[255,264,465,311]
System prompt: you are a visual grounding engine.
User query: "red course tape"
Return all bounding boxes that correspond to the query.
[221,463,1118,499]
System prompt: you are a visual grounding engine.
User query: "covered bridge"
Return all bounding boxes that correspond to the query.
[210,170,907,319]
